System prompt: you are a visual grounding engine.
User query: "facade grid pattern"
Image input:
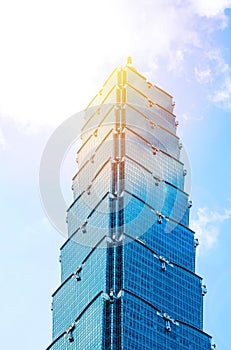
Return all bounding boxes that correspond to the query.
[46,62,213,350]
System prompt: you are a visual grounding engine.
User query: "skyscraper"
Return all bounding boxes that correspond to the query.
[46,59,213,349]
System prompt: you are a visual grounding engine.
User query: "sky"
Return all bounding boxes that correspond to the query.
[0,0,231,349]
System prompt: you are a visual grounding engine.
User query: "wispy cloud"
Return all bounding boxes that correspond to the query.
[212,77,231,109]
[181,112,204,121]
[207,50,230,74]
[0,127,6,150]
[189,0,231,26]
[191,206,231,253]
[194,49,231,110]
[194,67,212,84]
[0,0,231,127]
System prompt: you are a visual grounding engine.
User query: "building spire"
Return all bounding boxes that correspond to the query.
[127,56,132,65]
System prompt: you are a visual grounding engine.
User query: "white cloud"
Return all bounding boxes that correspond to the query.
[194,67,212,84]
[212,77,231,109]
[0,0,128,128]
[193,49,231,110]
[189,0,231,19]
[207,50,230,74]
[0,0,231,127]
[0,128,6,149]
[168,49,186,74]
[181,112,204,121]
[191,206,231,253]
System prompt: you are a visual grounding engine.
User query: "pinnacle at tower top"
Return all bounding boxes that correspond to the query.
[86,56,175,125]
[46,59,214,350]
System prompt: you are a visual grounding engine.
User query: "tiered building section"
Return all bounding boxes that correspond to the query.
[46,59,213,349]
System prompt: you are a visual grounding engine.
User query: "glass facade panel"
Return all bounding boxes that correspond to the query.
[122,292,211,350]
[46,61,212,350]
[52,241,106,338]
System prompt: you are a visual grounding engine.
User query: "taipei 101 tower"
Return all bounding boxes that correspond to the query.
[46,58,213,350]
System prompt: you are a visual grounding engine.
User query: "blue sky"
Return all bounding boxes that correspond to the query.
[0,1,231,349]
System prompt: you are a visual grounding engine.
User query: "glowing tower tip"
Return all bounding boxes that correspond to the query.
[127,56,133,65]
